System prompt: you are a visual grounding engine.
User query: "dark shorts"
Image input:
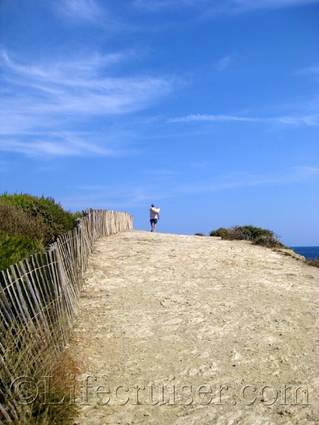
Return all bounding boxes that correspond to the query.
[150,218,158,225]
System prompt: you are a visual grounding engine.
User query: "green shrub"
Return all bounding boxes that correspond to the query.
[0,232,43,270]
[0,204,49,241]
[0,193,76,244]
[210,227,231,239]
[254,235,283,248]
[0,193,79,271]
[210,225,284,248]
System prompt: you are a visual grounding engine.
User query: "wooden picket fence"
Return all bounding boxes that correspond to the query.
[0,209,133,423]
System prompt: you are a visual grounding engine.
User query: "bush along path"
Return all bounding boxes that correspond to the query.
[70,230,319,425]
[0,193,79,270]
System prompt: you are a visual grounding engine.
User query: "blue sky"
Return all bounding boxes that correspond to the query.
[0,0,318,245]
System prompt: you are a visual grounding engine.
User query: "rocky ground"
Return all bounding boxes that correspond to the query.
[70,231,319,425]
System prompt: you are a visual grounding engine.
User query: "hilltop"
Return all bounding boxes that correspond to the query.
[70,230,319,425]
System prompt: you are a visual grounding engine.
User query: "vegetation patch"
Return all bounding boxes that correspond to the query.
[26,350,80,425]
[1,320,80,425]
[306,258,319,268]
[0,193,79,270]
[210,225,284,248]
[0,232,43,270]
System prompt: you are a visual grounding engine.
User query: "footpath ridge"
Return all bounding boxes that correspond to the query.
[70,231,319,425]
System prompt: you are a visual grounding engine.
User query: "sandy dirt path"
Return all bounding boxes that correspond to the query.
[70,231,319,425]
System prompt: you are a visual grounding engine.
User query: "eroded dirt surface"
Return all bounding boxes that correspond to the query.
[70,231,319,425]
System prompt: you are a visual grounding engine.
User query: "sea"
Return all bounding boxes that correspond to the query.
[291,246,319,260]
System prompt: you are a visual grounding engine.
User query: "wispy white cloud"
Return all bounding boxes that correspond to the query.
[296,65,319,76]
[168,113,319,126]
[61,183,156,209]
[169,114,259,123]
[56,0,103,23]
[0,49,130,81]
[233,0,319,12]
[1,50,172,117]
[0,135,119,157]
[54,0,137,32]
[215,55,232,72]
[133,0,208,11]
[133,0,319,14]
[0,48,174,156]
[176,166,319,195]
[60,165,319,210]
[294,165,319,176]
[276,114,319,126]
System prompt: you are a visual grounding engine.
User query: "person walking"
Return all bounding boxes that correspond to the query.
[150,204,160,232]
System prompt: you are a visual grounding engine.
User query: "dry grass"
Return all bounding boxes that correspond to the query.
[0,322,80,425]
[26,350,80,425]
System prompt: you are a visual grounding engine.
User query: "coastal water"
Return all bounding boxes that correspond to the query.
[291,246,319,260]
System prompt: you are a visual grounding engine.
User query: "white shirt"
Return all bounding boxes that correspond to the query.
[150,207,160,219]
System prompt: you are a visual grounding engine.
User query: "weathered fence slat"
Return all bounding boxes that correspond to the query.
[0,209,133,423]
